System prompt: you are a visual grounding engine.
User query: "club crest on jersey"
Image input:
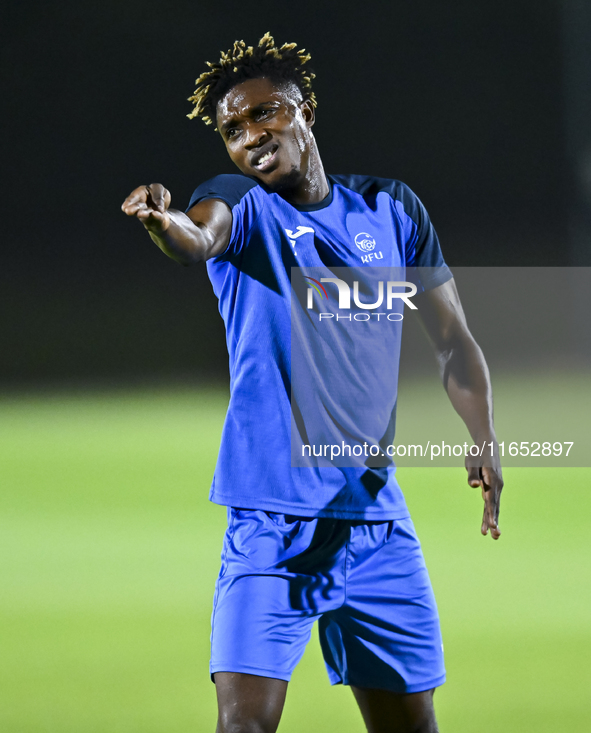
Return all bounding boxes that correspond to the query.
[354,232,376,252]
[354,232,383,263]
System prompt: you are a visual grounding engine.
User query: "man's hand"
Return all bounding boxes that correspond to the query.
[466,450,503,540]
[120,184,232,265]
[121,183,172,233]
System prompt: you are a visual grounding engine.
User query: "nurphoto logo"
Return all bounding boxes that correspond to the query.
[306,277,417,310]
[304,275,418,321]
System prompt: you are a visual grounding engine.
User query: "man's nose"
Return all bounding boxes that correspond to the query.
[243,125,269,150]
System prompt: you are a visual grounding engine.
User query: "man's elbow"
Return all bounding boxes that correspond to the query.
[433,329,482,370]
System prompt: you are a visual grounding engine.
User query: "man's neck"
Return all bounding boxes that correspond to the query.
[272,138,330,207]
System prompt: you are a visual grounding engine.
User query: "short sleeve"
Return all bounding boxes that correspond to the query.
[394,183,452,292]
[185,174,260,260]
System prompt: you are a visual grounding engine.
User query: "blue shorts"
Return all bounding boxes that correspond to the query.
[210,508,445,693]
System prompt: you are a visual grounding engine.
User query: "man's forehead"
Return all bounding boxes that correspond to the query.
[217,78,302,121]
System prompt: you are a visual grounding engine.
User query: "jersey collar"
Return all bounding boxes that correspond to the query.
[250,175,334,212]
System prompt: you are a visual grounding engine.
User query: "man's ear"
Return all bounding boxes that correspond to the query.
[301,98,316,128]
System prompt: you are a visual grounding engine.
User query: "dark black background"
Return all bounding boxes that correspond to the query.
[2,0,574,385]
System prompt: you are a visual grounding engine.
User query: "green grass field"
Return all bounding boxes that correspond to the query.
[1,379,590,732]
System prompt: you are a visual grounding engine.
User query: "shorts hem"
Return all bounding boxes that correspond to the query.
[210,663,293,683]
[327,672,446,694]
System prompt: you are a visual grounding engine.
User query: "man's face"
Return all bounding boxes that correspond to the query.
[216,77,315,191]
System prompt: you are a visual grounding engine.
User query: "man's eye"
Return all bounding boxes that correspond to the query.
[227,128,240,139]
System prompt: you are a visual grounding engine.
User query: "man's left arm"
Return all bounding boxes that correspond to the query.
[412,278,503,539]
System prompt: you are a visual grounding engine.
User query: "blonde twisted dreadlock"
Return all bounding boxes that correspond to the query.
[187,32,316,129]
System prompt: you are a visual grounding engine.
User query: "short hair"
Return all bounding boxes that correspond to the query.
[187,32,316,128]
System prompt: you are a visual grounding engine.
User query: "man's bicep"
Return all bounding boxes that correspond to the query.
[186,198,233,260]
[412,278,470,350]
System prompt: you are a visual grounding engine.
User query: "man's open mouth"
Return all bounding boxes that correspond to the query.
[252,145,279,170]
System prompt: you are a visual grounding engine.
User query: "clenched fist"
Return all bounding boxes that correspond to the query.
[121,183,172,232]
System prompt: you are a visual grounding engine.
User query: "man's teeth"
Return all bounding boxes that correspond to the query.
[257,151,273,165]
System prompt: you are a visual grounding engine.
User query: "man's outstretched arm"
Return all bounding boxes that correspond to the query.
[413,278,503,539]
[121,183,232,265]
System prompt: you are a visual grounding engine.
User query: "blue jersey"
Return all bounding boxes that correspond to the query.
[187,174,451,519]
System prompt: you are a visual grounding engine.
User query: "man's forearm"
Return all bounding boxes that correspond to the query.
[147,209,212,266]
[436,333,497,444]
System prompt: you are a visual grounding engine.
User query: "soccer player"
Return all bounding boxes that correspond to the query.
[122,33,503,733]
